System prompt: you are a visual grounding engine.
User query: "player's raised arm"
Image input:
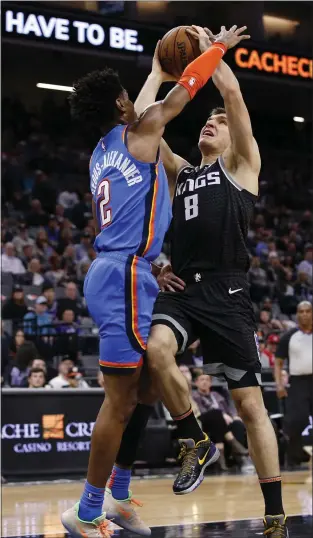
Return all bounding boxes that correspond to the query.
[187,25,260,195]
[134,43,189,192]
[211,58,261,175]
[128,27,243,163]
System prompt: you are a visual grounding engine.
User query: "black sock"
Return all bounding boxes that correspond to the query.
[116,403,153,467]
[259,476,284,515]
[172,407,205,443]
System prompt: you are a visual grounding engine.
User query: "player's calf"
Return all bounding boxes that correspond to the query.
[231,385,286,531]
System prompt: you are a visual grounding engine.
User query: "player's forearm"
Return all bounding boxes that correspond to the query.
[151,262,162,277]
[212,60,240,97]
[215,64,259,169]
[134,73,163,116]
[274,359,284,386]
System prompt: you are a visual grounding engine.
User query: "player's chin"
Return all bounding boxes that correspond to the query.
[198,137,215,151]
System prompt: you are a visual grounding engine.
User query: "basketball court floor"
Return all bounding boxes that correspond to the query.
[2,470,312,537]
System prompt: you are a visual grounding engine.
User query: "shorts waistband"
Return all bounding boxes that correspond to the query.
[179,269,246,285]
[97,251,151,270]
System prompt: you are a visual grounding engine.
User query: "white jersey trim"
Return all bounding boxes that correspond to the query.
[218,156,243,191]
[176,165,193,182]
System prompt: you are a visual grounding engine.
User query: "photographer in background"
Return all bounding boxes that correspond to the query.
[275,301,312,465]
[47,356,89,389]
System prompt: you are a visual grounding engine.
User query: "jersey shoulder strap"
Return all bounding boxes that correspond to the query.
[177,165,195,182]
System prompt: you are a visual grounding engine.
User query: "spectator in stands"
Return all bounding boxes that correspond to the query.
[45,253,66,286]
[26,199,48,227]
[57,228,74,255]
[58,309,76,332]
[10,329,25,355]
[192,373,248,469]
[46,214,60,248]
[47,356,89,389]
[57,281,86,320]
[32,170,56,214]
[23,296,53,336]
[58,187,79,211]
[61,244,77,279]
[293,271,312,302]
[260,334,280,369]
[2,285,28,321]
[4,340,38,387]
[76,260,91,295]
[27,367,46,388]
[75,231,92,262]
[262,296,282,320]
[1,320,11,376]
[21,243,36,268]
[297,245,312,284]
[1,243,26,275]
[258,309,284,337]
[20,258,44,287]
[248,256,269,303]
[266,252,286,293]
[35,229,54,260]
[30,357,57,383]
[13,223,35,256]
[71,192,92,230]
[42,282,57,318]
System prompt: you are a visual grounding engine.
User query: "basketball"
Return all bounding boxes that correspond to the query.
[158,26,201,78]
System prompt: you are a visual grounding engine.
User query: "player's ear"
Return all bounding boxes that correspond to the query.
[116,95,126,113]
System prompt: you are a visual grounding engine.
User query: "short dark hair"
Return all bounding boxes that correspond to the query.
[16,341,38,370]
[28,367,46,379]
[209,107,226,117]
[69,68,123,130]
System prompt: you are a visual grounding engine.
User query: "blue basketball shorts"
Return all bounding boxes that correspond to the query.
[83,252,159,375]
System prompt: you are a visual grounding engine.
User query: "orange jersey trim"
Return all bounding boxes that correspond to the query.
[142,164,159,257]
[131,257,147,351]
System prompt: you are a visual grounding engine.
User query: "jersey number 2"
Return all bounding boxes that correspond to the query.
[184,194,198,221]
[97,179,112,228]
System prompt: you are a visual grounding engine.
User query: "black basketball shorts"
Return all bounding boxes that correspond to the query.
[151,272,262,389]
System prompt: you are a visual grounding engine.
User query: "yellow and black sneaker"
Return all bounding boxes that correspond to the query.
[263,515,289,536]
[173,434,220,495]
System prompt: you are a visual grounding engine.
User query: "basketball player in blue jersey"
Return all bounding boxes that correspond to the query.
[61,27,241,538]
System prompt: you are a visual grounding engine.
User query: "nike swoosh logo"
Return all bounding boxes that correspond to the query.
[198,448,210,466]
[229,288,243,295]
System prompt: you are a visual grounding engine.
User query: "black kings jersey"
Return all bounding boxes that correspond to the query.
[171,156,257,277]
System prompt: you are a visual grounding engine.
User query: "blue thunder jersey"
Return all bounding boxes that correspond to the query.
[90,125,172,262]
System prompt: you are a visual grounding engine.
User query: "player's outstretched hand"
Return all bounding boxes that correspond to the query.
[186,25,212,53]
[205,25,250,49]
[151,41,178,82]
[157,264,186,292]
[187,25,250,52]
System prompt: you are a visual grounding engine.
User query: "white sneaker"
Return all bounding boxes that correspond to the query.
[103,488,151,536]
[61,503,114,537]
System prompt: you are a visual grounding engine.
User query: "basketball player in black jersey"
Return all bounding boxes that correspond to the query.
[135,26,288,536]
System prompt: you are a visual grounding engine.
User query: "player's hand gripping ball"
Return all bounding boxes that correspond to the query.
[158,25,201,78]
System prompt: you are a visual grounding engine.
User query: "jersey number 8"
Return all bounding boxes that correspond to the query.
[97,178,112,228]
[184,194,199,221]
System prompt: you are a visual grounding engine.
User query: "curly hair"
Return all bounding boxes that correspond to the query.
[69,68,123,130]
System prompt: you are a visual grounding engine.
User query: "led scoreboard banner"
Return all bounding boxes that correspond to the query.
[235,48,312,79]
[2,3,312,83]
